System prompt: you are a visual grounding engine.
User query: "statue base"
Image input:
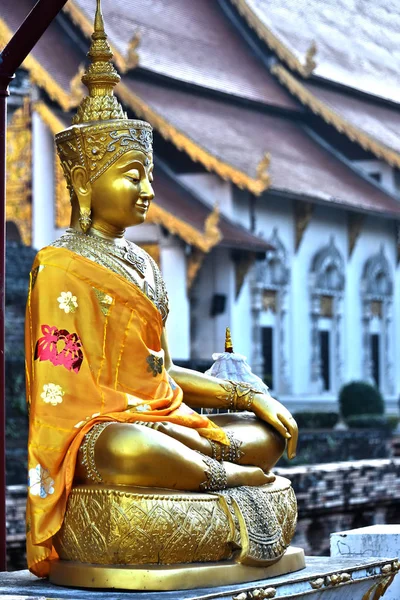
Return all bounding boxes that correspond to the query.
[49,547,305,590]
[2,556,399,598]
[53,477,298,569]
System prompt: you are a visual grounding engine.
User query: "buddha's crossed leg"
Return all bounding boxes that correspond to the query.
[74,415,285,491]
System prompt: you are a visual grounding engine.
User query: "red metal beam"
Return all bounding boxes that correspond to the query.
[0,0,69,572]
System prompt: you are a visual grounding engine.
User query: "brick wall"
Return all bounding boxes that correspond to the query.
[276,459,400,555]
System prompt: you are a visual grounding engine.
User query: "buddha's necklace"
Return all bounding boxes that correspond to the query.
[52,229,169,322]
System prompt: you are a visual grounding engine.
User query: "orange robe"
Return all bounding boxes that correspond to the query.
[25,246,226,577]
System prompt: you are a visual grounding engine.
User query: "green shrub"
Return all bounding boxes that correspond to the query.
[346,414,393,432]
[293,411,339,429]
[339,381,384,418]
[387,416,399,432]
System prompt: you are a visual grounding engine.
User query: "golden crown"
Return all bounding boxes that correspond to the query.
[55,0,152,195]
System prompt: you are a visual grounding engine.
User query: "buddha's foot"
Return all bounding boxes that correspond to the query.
[225,462,275,487]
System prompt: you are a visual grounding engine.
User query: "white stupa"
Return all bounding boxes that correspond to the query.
[205,328,270,394]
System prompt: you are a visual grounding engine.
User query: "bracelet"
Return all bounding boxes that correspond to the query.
[218,381,258,411]
[223,431,245,463]
[199,455,228,491]
[208,431,244,464]
[208,438,223,462]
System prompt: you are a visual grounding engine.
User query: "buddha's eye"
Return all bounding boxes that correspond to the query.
[125,169,140,184]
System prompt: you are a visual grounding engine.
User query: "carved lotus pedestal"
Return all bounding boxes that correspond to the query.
[49,475,305,590]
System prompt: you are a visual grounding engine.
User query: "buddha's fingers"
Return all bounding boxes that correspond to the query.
[277,413,298,459]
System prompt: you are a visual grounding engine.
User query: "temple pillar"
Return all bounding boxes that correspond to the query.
[32,110,55,249]
[161,240,190,360]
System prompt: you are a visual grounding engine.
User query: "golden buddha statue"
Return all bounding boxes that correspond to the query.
[25,0,301,589]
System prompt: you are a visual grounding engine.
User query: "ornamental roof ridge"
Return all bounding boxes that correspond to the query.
[271,64,400,171]
[229,0,316,77]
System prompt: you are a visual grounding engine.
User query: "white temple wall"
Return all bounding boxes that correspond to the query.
[231,188,252,230]
[347,216,398,413]
[254,195,295,250]
[160,242,190,360]
[344,216,391,383]
[190,248,235,360]
[291,205,348,399]
[394,260,400,406]
[232,275,253,361]
[32,112,56,249]
[214,247,235,352]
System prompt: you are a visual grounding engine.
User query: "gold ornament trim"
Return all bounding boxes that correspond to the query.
[187,249,205,291]
[126,30,141,70]
[148,201,221,253]
[271,64,400,170]
[33,102,71,229]
[294,200,313,251]
[6,99,32,245]
[63,0,127,73]
[229,0,316,77]
[117,82,271,196]
[0,18,71,112]
[348,213,364,257]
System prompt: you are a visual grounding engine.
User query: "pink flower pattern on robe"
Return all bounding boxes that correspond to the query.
[34,325,84,373]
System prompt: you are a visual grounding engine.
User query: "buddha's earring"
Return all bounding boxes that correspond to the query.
[79,207,92,234]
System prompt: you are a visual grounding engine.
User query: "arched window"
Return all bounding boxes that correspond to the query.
[251,228,291,394]
[309,237,345,394]
[361,246,393,394]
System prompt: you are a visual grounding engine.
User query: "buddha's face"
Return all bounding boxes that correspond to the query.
[89,149,154,230]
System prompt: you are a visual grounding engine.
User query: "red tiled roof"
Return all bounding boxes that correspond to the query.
[68,0,299,110]
[127,78,400,217]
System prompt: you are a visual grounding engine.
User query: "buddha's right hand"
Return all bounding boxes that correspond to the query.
[251,394,298,460]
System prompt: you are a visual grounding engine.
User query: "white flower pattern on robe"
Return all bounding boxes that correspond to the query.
[57,291,78,313]
[29,464,55,498]
[41,383,65,406]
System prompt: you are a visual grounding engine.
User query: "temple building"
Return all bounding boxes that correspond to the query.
[2,0,400,414]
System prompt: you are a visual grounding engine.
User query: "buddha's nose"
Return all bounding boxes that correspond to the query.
[140,179,155,201]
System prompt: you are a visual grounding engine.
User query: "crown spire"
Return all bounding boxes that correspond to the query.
[72,0,127,124]
[225,328,234,353]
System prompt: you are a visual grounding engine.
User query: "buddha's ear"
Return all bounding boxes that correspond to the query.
[70,165,92,212]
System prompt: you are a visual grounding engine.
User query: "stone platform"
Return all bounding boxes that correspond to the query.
[0,556,398,599]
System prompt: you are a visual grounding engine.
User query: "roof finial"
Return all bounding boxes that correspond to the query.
[225,328,234,353]
[72,0,127,124]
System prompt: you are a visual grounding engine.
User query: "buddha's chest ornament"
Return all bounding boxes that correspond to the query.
[53,230,169,322]
[123,246,146,276]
